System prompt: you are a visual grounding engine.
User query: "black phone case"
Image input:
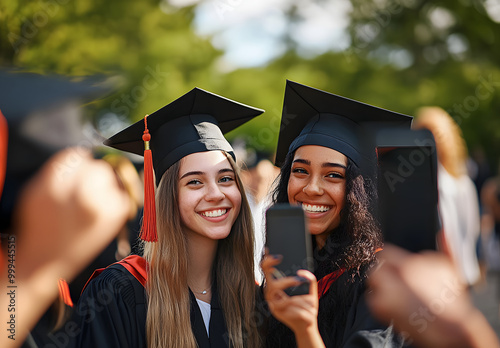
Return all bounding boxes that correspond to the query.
[376,129,440,252]
[265,204,313,295]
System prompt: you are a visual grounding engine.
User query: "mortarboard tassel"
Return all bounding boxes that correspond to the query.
[140,115,158,242]
[58,279,74,307]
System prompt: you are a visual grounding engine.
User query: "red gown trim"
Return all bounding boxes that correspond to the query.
[317,248,383,299]
[317,268,346,299]
[82,255,148,294]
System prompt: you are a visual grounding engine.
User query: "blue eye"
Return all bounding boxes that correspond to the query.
[292,168,307,174]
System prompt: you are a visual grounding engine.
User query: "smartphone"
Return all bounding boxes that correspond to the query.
[376,128,440,252]
[265,204,313,296]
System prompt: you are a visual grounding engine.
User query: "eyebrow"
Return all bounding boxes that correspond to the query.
[179,168,234,180]
[292,158,347,170]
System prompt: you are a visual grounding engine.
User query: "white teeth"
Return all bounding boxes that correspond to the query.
[301,204,330,213]
[201,209,226,217]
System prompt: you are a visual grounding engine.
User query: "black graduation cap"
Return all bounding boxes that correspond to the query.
[104,87,263,243]
[0,69,110,123]
[104,87,264,185]
[275,80,413,168]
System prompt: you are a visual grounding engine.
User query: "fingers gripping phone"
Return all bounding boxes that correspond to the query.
[265,204,313,296]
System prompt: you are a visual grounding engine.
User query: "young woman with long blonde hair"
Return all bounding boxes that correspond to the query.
[70,87,263,348]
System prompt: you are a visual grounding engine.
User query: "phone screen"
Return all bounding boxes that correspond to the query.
[265,204,313,295]
[377,145,440,252]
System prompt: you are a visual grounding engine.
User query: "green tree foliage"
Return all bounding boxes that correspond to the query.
[345,0,500,168]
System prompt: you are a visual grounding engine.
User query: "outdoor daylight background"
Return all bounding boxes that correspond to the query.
[1,0,499,168]
[2,0,500,339]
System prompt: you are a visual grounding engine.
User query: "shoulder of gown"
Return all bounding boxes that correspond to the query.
[68,263,147,348]
[340,287,407,348]
[337,274,408,348]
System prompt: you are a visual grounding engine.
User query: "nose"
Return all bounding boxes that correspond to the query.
[302,176,323,196]
[205,183,225,202]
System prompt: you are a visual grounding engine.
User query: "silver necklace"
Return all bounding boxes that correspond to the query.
[191,284,211,295]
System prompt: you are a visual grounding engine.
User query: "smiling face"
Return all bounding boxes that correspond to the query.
[287,145,348,245]
[178,151,242,242]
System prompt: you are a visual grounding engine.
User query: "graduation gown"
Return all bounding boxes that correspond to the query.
[69,257,231,348]
[262,234,406,348]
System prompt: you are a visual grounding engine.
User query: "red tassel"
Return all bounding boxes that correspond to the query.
[140,115,158,242]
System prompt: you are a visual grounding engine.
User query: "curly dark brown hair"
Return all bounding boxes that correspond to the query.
[271,150,382,271]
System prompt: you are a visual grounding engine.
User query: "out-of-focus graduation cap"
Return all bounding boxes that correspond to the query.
[104,87,264,242]
[105,87,264,184]
[0,69,110,123]
[0,69,111,175]
[275,80,413,168]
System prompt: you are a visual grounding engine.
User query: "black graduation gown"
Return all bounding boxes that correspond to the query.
[69,262,231,348]
[262,234,407,348]
[316,269,404,347]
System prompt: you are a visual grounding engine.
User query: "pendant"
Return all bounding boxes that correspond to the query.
[201,290,207,295]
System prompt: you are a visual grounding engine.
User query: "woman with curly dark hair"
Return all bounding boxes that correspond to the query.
[261,80,413,347]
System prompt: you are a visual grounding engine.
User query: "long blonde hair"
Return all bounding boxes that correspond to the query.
[143,151,260,348]
[414,106,468,178]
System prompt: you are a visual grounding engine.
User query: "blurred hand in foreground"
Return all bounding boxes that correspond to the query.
[367,245,500,348]
[1,147,130,347]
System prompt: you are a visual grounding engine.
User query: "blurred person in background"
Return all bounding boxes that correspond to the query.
[67,153,143,305]
[235,142,279,284]
[413,107,481,287]
[0,70,130,348]
[468,146,492,200]
[101,153,144,260]
[480,161,500,315]
[466,146,492,286]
